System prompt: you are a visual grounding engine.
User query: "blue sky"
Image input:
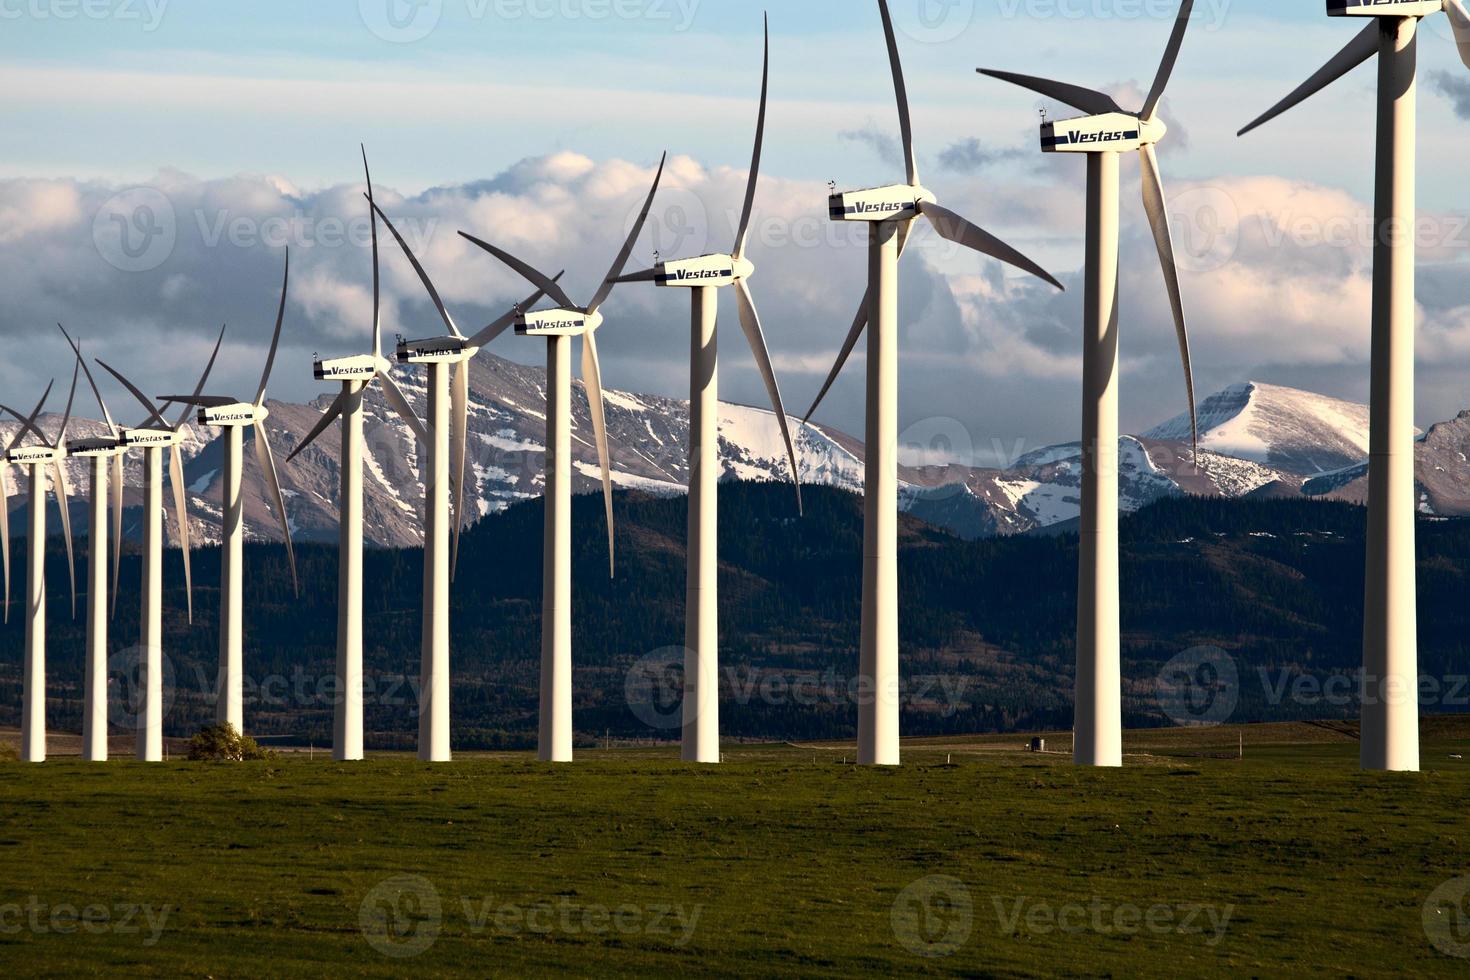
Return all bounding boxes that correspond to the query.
[3,1,1470,459]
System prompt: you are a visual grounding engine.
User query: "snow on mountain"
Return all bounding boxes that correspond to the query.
[1145,381,1375,475]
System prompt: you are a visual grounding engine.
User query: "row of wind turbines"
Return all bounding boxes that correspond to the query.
[5,0,1465,773]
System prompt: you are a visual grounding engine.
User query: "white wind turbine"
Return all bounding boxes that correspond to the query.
[1,372,78,763]
[365,200,556,764]
[981,0,1200,768]
[58,325,127,762]
[285,147,428,761]
[805,0,1064,767]
[163,252,299,735]
[610,16,802,764]
[98,328,224,761]
[459,151,667,763]
[1238,0,1470,773]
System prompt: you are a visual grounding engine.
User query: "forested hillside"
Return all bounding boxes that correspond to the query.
[2,485,1468,749]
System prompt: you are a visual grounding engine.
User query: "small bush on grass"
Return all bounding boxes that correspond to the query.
[187,723,277,762]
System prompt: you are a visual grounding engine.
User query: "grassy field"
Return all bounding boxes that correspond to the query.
[3,721,1470,977]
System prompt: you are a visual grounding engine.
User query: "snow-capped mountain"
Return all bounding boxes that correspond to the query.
[4,370,1466,546]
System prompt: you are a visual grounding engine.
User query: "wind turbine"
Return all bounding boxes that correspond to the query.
[366,200,557,764]
[981,0,1199,768]
[458,151,667,763]
[610,17,801,764]
[285,147,428,761]
[98,327,225,761]
[163,252,299,735]
[58,325,127,762]
[805,0,1064,767]
[1238,0,1470,773]
[0,372,78,763]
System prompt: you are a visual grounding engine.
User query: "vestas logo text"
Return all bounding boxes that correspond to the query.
[844,201,914,215]
[662,269,732,281]
[1048,129,1140,147]
[209,412,256,423]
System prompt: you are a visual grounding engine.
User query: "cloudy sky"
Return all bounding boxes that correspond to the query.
[2,0,1469,465]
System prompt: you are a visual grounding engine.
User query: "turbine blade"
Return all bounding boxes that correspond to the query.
[976,68,1122,116]
[111,453,123,620]
[285,388,349,464]
[168,443,193,624]
[457,232,577,311]
[59,325,118,438]
[918,200,1065,291]
[1238,21,1378,136]
[734,279,802,513]
[1140,0,1195,122]
[804,224,913,422]
[157,395,236,409]
[609,267,660,285]
[256,248,290,406]
[5,381,53,453]
[876,0,920,186]
[96,361,166,429]
[51,460,76,620]
[253,423,298,597]
[364,145,383,361]
[581,331,615,578]
[375,370,430,445]
[733,12,770,260]
[1139,143,1198,460]
[54,357,80,448]
[0,401,50,450]
[369,199,463,339]
[449,358,470,581]
[174,325,227,432]
[1449,0,1470,71]
[588,151,668,317]
[466,274,565,349]
[1,464,9,624]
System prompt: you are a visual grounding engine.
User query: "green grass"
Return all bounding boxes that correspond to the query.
[3,723,1470,977]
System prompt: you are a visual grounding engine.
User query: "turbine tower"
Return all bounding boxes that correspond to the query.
[58,326,127,762]
[166,253,299,734]
[1,373,79,763]
[1239,0,1470,773]
[805,0,1064,766]
[611,17,802,764]
[286,148,427,761]
[981,0,1200,767]
[459,151,667,763]
[98,328,224,761]
[364,200,555,763]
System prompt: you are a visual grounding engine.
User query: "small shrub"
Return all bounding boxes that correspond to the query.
[187,723,277,762]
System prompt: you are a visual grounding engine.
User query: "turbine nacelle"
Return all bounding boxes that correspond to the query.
[1042,112,1167,153]
[65,436,125,458]
[828,183,936,223]
[655,253,754,289]
[199,402,269,428]
[120,427,185,449]
[314,353,384,382]
[395,336,478,364]
[5,444,66,466]
[516,308,601,337]
[1327,0,1444,16]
